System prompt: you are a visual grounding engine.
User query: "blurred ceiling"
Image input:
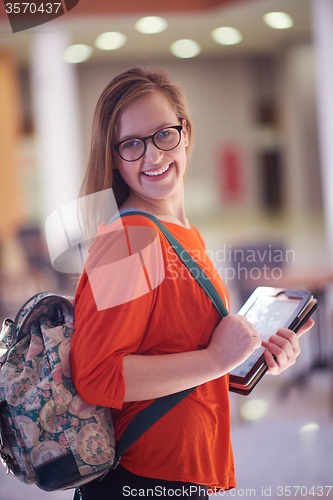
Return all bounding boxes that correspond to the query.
[0,0,312,64]
[62,0,249,15]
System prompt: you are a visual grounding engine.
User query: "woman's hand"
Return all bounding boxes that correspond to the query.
[262,319,314,375]
[207,314,262,374]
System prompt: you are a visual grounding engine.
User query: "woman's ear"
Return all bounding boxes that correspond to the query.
[181,119,189,147]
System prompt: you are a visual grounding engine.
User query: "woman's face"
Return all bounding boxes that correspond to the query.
[113,91,188,207]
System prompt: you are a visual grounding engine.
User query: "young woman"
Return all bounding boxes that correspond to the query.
[71,67,313,499]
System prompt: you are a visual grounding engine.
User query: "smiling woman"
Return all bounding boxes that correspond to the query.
[71,66,311,500]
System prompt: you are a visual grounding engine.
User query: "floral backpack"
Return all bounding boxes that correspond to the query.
[0,293,115,491]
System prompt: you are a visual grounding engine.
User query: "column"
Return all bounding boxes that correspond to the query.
[30,26,83,223]
[311,0,333,254]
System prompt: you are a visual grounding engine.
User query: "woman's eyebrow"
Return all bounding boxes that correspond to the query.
[118,123,175,142]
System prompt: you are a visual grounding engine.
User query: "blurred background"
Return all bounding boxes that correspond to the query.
[0,0,333,498]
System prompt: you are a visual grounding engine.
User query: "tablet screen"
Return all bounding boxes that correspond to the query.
[245,296,300,338]
[231,296,301,378]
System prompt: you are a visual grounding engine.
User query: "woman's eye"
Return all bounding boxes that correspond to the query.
[123,139,141,149]
[158,130,170,139]
[156,130,171,141]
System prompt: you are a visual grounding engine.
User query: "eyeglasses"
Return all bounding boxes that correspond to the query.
[112,125,183,162]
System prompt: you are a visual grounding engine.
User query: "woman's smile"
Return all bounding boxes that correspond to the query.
[141,163,173,179]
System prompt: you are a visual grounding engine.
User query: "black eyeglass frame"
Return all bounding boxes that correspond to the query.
[112,125,184,162]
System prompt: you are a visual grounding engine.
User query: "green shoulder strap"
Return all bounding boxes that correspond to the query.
[120,210,228,317]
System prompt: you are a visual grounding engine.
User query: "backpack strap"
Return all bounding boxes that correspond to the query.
[118,210,228,317]
[114,210,228,464]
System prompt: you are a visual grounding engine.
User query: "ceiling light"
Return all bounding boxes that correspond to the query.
[239,399,269,421]
[170,39,201,59]
[263,12,294,30]
[135,16,168,34]
[95,32,127,51]
[63,44,93,64]
[211,27,242,46]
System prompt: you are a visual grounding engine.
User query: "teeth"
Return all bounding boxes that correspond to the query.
[143,165,170,177]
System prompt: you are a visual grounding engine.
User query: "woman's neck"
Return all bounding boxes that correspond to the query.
[120,193,190,228]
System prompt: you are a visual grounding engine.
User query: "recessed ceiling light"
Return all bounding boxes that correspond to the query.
[63,44,93,64]
[170,39,201,59]
[211,27,243,46]
[135,16,168,34]
[263,12,294,30]
[95,32,127,51]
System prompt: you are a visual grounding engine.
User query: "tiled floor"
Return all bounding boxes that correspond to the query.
[229,366,333,499]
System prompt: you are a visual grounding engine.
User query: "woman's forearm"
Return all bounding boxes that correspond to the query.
[122,349,223,402]
[122,314,263,402]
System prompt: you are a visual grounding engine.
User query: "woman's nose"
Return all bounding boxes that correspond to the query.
[144,138,163,163]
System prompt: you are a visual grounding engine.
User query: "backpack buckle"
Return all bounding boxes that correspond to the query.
[0,447,19,474]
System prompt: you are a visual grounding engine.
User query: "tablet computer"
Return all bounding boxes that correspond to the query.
[229,287,318,395]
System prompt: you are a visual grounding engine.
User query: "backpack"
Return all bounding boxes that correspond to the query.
[0,212,228,493]
[0,292,115,491]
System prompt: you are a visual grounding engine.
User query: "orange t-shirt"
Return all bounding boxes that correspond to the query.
[71,213,236,490]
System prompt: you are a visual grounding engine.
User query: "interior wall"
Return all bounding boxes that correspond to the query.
[0,52,25,240]
[277,41,322,215]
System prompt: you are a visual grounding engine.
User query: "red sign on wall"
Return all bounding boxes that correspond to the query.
[217,143,245,204]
